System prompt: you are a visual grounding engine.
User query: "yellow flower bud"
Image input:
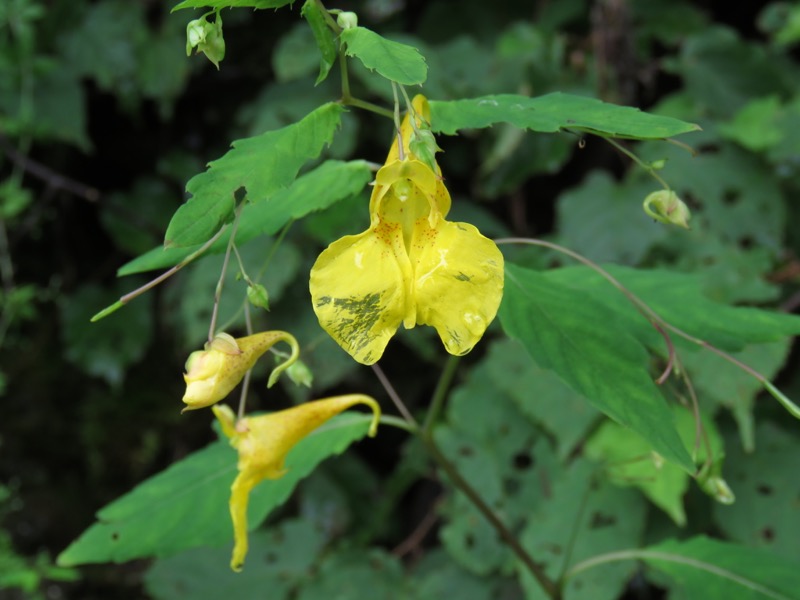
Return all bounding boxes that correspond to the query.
[181,331,299,412]
[213,395,381,571]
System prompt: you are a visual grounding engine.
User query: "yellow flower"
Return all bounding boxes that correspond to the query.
[310,95,504,364]
[213,396,381,571]
[182,331,299,412]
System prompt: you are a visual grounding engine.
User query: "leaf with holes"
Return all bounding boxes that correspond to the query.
[713,422,800,558]
[521,460,647,600]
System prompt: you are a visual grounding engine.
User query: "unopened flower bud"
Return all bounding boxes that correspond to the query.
[185,13,225,69]
[409,128,442,173]
[337,11,358,30]
[643,190,691,229]
[286,359,313,388]
[246,283,270,311]
[182,331,299,411]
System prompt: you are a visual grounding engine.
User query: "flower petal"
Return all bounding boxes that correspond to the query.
[217,395,381,571]
[411,219,504,355]
[310,228,413,364]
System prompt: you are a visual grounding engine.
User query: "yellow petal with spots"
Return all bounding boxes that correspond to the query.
[309,227,413,365]
[412,219,504,355]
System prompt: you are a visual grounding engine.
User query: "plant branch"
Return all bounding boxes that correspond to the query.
[340,96,395,119]
[420,433,560,598]
[91,225,229,321]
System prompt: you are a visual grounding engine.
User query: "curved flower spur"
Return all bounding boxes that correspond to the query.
[213,396,381,571]
[310,95,504,364]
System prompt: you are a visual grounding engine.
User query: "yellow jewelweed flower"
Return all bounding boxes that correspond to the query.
[182,331,299,411]
[213,396,381,571]
[310,95,504,364]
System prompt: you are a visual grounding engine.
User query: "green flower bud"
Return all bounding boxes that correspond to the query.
[337,11,358,30]
[246,283,270,311]
[286,359,314,388]
[409,128,442,174]
[186,19,208,55]
[643,190,691,229]
[185,13,225,69]
[700,476,735,505]
[650,159,667,171]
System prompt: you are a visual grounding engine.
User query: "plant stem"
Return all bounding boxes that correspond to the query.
[420,433,560,599]
[604,136,670,190]
[369,359,559,598]
[208,201,245,343]
[341,96,395,119]
[423,355,460,433]
[118,225,228,307]
[371,363,420,430]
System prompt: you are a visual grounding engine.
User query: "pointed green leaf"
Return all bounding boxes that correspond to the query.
[429,93,700,139]
[542,265,800,352]
[521,461,647,600]
[120,160,371,274]
[301,0,336,85]
[172,0,294,11]
[643,537,800,599]
[499,263,694,471]
[57,413,374,566]
[165,103,344,248]
[340,27,427,85]
[713,422,800,558]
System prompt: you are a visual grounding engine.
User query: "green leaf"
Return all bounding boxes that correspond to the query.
[541,265,800,352]
[521,461,647,600]
[688,340,791,452]
[555,171,669,264]
[165,103,344,248]
[713,422,800,559]
[429,93,700,138]
[172,0,294,11]
[585,406,725,526]
[120,159,370,274]
[436,358,557,575]
[719,95,783,151]
[499,263,695,471]
[301,0,336,85]
[294,548,409,600]
[340,27,427,85]
[145,519,326,599]
[57,413,375,566]
[642,536,800,599]
[483,339,599,461]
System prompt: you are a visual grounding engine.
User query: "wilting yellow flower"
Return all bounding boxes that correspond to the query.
[213,396,381,571]
[310,95,504,364]
[182,331,299,411]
